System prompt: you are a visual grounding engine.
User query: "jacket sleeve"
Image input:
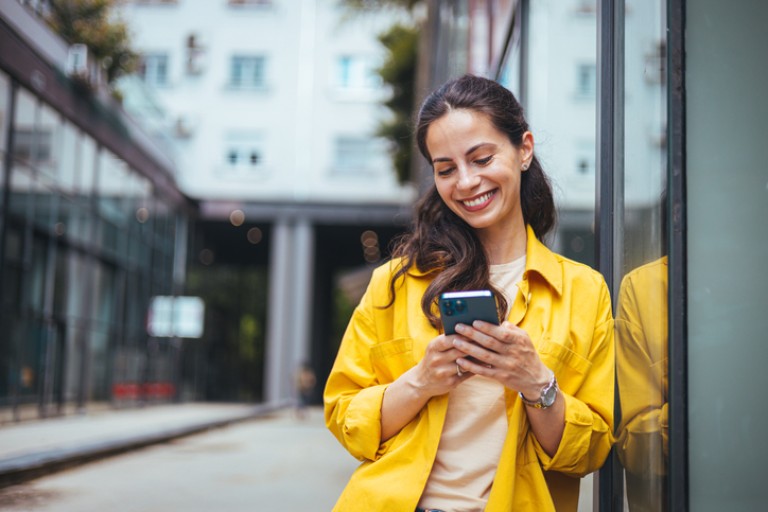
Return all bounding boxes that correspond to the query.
[323,277,389,462]
[532,278,616,477]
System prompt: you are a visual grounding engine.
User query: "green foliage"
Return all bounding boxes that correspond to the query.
[376,23,419,183]
[341,0,422,184]
[46,0,139,84]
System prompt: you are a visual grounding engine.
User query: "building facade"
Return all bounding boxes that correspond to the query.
[0,1,192,421]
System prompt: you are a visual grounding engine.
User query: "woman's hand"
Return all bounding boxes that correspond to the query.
[452,321,550,400]
[380,334,471,441]
[410,333,474,397]
[452,320,565,456]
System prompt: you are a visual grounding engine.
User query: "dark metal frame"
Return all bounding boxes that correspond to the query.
[596,0,625,509]
[517,0,529,109]
[666,0,688,509]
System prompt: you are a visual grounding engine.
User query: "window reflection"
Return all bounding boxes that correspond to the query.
[616,252,668,511]
[616,1,669,511]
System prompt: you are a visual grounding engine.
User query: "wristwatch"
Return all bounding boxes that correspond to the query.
[519,370,558,409]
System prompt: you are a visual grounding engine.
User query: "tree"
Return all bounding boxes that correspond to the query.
[342,0,423,184]
[46,0,139,85]
[376,23,419,184]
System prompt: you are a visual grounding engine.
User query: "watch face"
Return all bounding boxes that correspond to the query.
[541,379,557,407]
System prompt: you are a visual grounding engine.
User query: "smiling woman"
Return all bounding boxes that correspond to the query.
[324,74,615,512]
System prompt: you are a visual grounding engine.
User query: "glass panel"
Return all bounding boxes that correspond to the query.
[615,1,668,511]
[686,1,768,510]
[97,151,130,256]
[37,103,62,181]
[525,0,598,267]
[522,4,598,507]
[78,133,97,195]
[67,133,98,245]
[58,122,80,193]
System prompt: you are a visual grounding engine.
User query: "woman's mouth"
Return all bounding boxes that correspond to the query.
[461,190,496,210]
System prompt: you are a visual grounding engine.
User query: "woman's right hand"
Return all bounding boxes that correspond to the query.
[380,334,471,441]
[409,333,474,398]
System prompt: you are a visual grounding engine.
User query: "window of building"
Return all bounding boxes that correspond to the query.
[13,128,53,165]
[138,53,169,87]
[333,136,386,174]
[335,55,381,90]
[224,132,265,172]
[229,55,267,89]
[576,62,596,97]
[228,0,272,6]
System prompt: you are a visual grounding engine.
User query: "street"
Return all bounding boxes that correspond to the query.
[0,407,358,512]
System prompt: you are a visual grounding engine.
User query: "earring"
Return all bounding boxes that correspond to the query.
[522,162,529,171]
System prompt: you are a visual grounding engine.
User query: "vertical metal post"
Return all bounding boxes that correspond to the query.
[596,0,624,509]
[0,79,16,416]
[666,0,688,509]
[518,0,529,109]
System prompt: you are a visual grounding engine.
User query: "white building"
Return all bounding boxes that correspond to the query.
[119,0,416,404]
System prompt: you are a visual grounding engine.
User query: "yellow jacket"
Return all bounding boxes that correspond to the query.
[324,226,614,511]
[615,257,668,510]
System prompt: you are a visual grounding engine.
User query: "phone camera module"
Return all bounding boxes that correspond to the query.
[454,300,466,313]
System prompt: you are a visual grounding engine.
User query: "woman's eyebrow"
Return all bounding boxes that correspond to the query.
[432,142,496,164]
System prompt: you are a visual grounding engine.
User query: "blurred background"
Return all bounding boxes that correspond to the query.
[3,0,632,419]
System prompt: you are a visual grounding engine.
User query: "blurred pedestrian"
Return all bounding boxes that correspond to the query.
[295,362,317,420]
[324,74,614,511]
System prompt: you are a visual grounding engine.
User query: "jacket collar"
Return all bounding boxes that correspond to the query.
[524,224,564,296]
[403,225,563,296]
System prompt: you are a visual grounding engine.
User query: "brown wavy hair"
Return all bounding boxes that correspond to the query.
[388,74,556,329]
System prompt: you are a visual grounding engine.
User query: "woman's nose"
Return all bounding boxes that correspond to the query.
[456,167,480,190]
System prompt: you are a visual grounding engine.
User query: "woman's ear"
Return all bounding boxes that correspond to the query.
[521,131,535,163]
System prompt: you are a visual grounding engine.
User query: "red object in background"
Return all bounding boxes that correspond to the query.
[112,382,175,400]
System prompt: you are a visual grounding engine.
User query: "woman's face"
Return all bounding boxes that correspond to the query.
[426,108,533,238]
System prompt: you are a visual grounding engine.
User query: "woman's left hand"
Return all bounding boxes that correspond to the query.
[452,320,551,399]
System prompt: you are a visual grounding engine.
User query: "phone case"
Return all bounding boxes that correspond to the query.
[439,290,499,335]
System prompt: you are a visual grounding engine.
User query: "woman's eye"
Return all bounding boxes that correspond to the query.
[436,167,454,177]
[475,156,493,165]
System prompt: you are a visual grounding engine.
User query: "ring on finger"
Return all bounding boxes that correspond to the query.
[456,363,464,377]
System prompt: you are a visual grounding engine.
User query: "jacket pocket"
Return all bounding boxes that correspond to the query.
[370,337,416,383]
[537,336,592,394]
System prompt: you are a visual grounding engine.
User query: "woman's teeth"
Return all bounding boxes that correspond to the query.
[463,191,493,208]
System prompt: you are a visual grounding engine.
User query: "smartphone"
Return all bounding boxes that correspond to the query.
[439,290,499,335]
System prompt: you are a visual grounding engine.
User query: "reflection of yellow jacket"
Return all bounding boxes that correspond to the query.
[615,256,668,478]
[324,226,614,512]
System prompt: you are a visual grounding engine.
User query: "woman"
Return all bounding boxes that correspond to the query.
[324,75,614,511]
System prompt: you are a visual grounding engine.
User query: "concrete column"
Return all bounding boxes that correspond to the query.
[289,218,315,378]
[264,219,293,404]
[264,218,316,405]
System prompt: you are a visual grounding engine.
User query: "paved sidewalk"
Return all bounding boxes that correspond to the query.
[0,402,281,488]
